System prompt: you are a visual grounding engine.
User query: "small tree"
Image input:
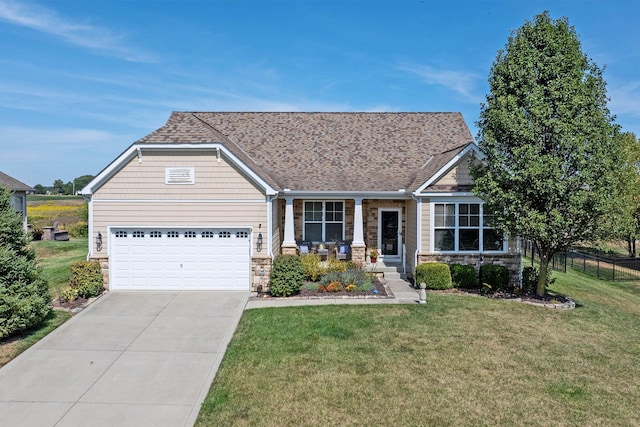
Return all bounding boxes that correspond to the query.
[473,12,622,296]
[0,186,50,338]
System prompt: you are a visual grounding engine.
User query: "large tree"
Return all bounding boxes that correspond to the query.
[472,11,622,296]
[610,132,640,256]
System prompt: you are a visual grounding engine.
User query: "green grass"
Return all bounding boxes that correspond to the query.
[0,311,71,368]
[31,238,88,298]
[196,267,640,426]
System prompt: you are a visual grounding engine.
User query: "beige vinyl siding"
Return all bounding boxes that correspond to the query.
[405,198,417,275]
[94,150,263,200]
[92,200,268,254]
[431,152,475,187]
[420,200,431,253]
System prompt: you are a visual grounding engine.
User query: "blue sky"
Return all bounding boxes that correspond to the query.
[0,0,638,186]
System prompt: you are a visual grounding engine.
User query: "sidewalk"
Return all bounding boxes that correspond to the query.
[246,278,419,309]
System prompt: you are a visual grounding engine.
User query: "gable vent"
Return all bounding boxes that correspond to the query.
[166,167,195,184]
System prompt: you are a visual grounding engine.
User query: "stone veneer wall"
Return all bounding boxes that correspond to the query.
[89,255,110,290]
[252,257,272,292]
[417,253,521,286]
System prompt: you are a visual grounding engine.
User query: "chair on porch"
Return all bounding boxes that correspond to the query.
[297,240,314,255]
[334,241,352,260]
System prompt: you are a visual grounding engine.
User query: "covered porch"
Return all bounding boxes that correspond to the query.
[278,196,411,267]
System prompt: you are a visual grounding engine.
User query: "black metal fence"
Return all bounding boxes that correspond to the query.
[522,241,640,281]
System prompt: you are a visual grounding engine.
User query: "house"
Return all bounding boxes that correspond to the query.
[0,170,33,231]
[81,112,520,292]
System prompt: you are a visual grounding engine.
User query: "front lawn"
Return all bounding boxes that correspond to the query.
[197,267,640,426]
[31,238,88,298]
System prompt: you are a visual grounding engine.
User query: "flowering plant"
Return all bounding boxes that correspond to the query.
[369,248,379,257]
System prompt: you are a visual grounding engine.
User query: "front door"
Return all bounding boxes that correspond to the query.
[378,208,402,261]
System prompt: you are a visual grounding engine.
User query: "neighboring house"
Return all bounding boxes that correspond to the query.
[0,170,33,231]
[81,112,520,292]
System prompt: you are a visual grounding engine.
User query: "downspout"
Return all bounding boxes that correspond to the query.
[82,194,93,260]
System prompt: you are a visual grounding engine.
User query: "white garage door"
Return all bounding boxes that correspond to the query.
[110,227,251,290]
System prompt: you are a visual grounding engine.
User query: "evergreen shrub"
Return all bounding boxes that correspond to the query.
[269,255,305,297]
[415,263,452,290]
[450,264,478,289]
[480,264,510,292]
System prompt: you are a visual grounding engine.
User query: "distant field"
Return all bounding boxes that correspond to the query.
[27,195,87,231]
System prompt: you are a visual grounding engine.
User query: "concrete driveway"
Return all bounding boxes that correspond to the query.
[0,291,248,427]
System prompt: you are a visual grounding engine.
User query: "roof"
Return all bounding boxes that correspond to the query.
[136,112,475,192]
[0,171,32,192]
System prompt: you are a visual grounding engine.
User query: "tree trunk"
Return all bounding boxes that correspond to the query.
[537,252,549,297]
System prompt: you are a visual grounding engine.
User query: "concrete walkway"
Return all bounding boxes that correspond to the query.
[0,291,247,427]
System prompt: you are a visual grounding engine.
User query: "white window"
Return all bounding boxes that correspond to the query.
[433,202,504,252]
[303,201,344,242]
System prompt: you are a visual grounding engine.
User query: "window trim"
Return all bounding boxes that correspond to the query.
[430,199,506,253]
[302,200,345,243]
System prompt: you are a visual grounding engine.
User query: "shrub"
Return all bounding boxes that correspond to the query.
[67,221,88,238]
[317,285,327,293]
[345,284,357,292]
[415,263,452,290]
[319,268,374,291]
[69,261,104,298]
[0,186,51,339]
[327,281,343,292]
[60,286,79,303]
[269,255,305,297]
[300,253,326,281]
[327,258,354,273]
[479,264,510,292]
[521,266,555,294]
[450,264,478,289]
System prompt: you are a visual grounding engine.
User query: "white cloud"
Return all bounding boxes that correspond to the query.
[397,63,482,104]
[0,0,155,62]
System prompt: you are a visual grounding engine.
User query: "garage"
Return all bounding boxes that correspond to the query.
[109,227,251,291]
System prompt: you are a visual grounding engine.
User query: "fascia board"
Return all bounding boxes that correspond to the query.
[81,143,278,196]
[277,190,412,200]
[413,143,484,196]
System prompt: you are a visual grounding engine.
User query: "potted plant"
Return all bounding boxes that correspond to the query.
[369,248,379,263]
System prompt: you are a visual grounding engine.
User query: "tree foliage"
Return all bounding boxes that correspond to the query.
[0,186,50,338]
[472,12,622,296]
[608,132,640,255]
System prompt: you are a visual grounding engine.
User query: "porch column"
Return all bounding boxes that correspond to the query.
[351,197,366,265]
[352,197,364,245]
[282,196,297,255]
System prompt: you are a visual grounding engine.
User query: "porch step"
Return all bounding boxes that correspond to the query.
[365,262,407,280]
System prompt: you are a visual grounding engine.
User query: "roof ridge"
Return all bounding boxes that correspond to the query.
[190,113,262,166]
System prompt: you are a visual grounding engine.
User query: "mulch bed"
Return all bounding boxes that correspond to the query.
[429,288,574,307]
[257,277,389,299]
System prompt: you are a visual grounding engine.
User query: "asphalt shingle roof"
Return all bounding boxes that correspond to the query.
[137,112,475,192]
[0,171,32,191]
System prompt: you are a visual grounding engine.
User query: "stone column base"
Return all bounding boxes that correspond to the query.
[350,244,366,267]
[281,245,298,256]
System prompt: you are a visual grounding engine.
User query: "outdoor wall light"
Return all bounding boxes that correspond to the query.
[96,232,103,252]
[257,232,263,252]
